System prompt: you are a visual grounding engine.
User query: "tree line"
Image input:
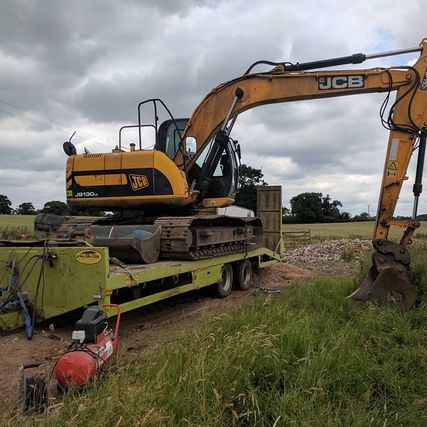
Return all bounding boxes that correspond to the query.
[0,167,375,222]
[237,165,379,224]
[2,165,425,222]
[0,195,77,216]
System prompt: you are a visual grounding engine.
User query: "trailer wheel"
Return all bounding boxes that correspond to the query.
[234,259,253,290]
[215,264,233,298]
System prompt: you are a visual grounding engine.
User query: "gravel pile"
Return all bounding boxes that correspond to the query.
[282,239,372,267]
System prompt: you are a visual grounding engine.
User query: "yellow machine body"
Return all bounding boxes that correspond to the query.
[66,149,195,208]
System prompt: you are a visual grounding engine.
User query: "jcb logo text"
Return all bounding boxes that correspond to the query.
[318,75,364,90]
[129,174,149,191]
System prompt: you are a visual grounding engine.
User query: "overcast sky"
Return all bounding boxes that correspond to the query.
[0,0,426,216]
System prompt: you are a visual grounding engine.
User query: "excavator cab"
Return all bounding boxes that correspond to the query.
[154,115,240,203]
[192,140,239,202]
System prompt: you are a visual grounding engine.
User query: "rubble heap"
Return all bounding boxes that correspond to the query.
[282,239,372,274]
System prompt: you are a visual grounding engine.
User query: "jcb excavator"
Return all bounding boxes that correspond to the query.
[62,39,427,310]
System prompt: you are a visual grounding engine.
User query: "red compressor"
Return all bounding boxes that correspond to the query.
[54,304,121,388]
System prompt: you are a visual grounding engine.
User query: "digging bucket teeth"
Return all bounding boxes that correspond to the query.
[349,239,417,310]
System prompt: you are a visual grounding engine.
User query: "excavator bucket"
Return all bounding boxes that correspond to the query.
[85,224,161,264]
[350,266,417,310]
[350,240,417,310]
[369,268,417,310]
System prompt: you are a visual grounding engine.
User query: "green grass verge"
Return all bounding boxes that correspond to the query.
[14,248,426,426]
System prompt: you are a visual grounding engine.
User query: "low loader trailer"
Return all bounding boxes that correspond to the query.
[0,187,282,335]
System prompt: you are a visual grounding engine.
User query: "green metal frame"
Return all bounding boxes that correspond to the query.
[0,247,109,330]
[103,247,280,316]
[0,245,280,330]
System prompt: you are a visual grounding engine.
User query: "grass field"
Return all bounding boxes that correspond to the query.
[284,221,427,241]
[11,247,426,426]
[1,215,427,242]
[0,215,35,229]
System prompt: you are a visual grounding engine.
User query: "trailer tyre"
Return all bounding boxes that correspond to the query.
[234,259,253,290]
[215,264,233,298]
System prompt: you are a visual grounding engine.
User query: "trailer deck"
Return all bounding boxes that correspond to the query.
[0,246,280,331]
[0,186,283,334]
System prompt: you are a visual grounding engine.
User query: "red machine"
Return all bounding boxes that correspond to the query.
[54,304,121,388]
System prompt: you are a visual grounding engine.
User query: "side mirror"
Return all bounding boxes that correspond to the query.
[63,131,77,156]
[63,141,77,156]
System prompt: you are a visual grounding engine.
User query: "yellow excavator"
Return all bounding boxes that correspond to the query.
[62,39,427,310]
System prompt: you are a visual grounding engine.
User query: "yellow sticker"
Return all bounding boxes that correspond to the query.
[75,249,103,265]
[387,160,398,177]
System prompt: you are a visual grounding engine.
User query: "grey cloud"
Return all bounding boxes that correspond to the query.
[0,169,65,209]
[232,93,388,178]
[130,0,222,16]
[73,2,287,124]
[0,0,425,217]
[0,128,66,173]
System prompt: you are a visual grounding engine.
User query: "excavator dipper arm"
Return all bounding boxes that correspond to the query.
[178,39,427,308]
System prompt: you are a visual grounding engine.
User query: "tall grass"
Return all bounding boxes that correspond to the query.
[0,215,36,239]
[12,248,426,426]
[0,225,34,239]
[0,225,48,240]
